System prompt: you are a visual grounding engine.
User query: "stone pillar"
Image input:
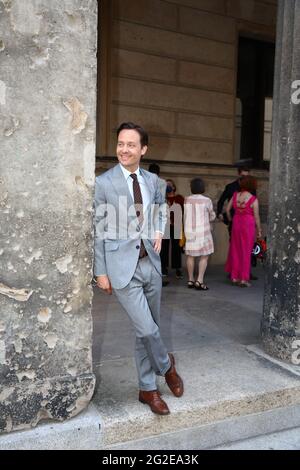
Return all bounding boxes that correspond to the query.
[0,0,97,432]
[261,0,300,363]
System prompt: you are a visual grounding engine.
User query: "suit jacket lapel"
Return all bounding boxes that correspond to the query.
[110,164,140,236]
[110,164,134,208]
[109,166,155,235]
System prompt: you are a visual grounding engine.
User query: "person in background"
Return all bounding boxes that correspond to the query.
[160,179,184,280]
[184,178,216,290]
[148,163,167,202]
[217,165,258,280]
[148,164,169,287]
[217,165,254,229]
[225,176,262,287]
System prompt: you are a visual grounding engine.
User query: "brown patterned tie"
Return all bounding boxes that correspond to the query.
[130,173,147,258]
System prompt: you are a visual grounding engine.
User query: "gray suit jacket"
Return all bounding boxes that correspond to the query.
[94,164,167,289]
[158,177,167,202]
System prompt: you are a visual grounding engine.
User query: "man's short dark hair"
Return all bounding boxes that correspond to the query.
[148,163,160,175]
[238,165,250,174]
[117,122,148,147]
[190,177,205,194]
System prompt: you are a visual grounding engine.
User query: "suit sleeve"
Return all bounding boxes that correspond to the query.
[94,177,108,277]
[160,178,167,202]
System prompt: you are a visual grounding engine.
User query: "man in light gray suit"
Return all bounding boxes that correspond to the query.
[94,122,184,415]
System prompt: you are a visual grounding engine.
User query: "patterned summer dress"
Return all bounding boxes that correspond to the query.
[184,194,216,256]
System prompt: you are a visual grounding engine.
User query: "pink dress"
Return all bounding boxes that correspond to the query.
[225,192,256,281]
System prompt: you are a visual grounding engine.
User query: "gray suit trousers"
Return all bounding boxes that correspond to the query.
[114,257,171,391]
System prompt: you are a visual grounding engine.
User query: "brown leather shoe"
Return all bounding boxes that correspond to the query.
[139,390,170,415]
[165,353,184,397]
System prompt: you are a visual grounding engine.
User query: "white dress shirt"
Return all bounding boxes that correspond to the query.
[119,164,150,213]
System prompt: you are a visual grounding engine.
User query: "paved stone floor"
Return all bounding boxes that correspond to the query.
[92,263,265,366]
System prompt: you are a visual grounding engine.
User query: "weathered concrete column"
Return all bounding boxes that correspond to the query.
[262,0,300,363]
[0,0,97,432]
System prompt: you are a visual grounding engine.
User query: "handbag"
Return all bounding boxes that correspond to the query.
[179,228,186,248]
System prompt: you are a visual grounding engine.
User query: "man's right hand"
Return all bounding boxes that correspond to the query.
[96,275,112,295]
[218,214,224,222]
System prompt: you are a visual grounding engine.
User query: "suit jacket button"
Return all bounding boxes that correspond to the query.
[136,245,140,250]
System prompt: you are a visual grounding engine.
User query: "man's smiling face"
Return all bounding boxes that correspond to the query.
[117,129,147,173]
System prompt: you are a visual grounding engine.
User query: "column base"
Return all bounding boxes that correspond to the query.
[261,325,299,364]
[0,373,96,434]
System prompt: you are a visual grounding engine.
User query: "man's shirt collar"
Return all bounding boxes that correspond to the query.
[119,163,141,181]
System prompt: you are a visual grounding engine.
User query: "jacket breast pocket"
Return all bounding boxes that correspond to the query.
[104,241,119,252]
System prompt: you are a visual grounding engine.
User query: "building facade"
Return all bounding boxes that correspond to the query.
[96,0,277,263]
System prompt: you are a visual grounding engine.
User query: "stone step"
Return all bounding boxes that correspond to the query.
[92,344,300,449]
[1,400,299,450]
[109,404,300,450]
[0,404,102,450]
[1,343,299,450]
[213,424,300,450]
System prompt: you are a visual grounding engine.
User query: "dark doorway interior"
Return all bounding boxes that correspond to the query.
[237,37,275,169]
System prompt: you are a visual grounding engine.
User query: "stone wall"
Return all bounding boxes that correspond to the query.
[0,0,97,433]
[97,0,277,165]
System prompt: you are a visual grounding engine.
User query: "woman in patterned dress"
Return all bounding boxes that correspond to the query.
[184,178,216,290]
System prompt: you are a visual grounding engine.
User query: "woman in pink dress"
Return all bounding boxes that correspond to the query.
[225,176,262,287]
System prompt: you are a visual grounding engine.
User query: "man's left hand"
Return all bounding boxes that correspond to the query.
[153,232,163,253]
